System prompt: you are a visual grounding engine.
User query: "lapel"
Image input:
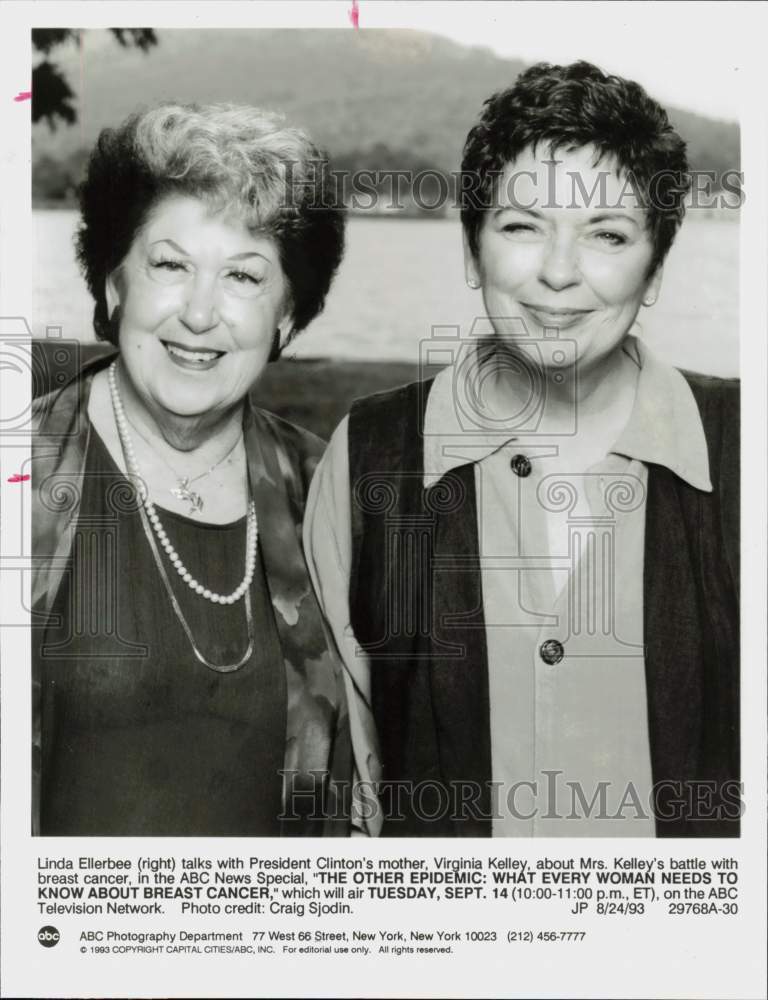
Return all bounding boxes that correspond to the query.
[32,354,115,616]
[243,404,350,833]
[31,354,114,837]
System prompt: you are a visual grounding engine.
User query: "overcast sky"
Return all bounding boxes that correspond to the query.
[23,0,761,121]
[361,1,753,120]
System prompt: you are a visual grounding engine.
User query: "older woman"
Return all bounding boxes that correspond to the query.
[305,62,739,837]
[32,103,349,836]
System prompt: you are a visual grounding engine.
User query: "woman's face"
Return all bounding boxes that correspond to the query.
[466,145,662,375]
[107,194,289,423]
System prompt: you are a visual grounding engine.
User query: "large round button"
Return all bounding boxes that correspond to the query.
[510,454,532,478]
[539,639,564,665]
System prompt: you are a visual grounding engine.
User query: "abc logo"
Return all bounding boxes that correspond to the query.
[38,926,60,948]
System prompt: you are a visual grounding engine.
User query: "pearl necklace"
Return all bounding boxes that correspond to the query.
[108,361,257,606]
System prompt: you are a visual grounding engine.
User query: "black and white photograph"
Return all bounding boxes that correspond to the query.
[28,21,741,840]
[1,2,766,998]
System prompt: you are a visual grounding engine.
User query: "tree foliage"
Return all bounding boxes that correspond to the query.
[31,28,157,129]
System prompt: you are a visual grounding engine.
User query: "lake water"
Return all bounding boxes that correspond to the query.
[34,211,739,376]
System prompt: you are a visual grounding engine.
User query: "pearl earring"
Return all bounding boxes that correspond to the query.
[643,295,656,307]
[467,278,479,289]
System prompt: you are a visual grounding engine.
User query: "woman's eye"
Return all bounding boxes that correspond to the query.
[146,257,189,283]
[221,268,267,298]
[150,258,187,272]
[502,222,537,235]
[227,269,262,285]
[593,230,628,246]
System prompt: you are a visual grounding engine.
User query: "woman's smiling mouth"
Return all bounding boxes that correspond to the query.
[519,303,594,329]
[161,340,227,370]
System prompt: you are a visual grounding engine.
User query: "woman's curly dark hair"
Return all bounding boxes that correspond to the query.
[76,102,345,344]
[461,61,690,276]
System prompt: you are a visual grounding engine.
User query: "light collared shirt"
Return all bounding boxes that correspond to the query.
[303,336,711,836]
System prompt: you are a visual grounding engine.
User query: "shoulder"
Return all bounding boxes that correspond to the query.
[246,402,329,508]
[680,371,740,419]
[302,415,351,572]
[31,389,57,433]
[679,370,739,452]
[32,352,112,439]
[350,377,432,426]
[252,404,327,463]
[307,414,350,513]
[31,372,88,441]
[679,370,739,393]
[348,378,436,471]
[679,372,739,521]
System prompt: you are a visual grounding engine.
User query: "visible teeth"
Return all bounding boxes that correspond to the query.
[166,344,219,362]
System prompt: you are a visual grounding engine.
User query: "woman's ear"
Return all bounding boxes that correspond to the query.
[269,313,296,362]
[278,295,295,345]
[279,309,294,346]
[642,266,664,307]
[105,270,121,318]
[463,232,481,290]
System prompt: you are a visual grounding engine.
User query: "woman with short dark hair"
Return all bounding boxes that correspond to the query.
[461,60,689,279]
[305,62,739,838]
[33,102,350,836]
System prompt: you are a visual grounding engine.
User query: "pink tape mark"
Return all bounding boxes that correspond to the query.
[14,91,32,102]
[7,473,30,483]
[348,0,359,28]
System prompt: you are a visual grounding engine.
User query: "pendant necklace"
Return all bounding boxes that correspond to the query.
[121,410,243,516]
[108,361,257,673]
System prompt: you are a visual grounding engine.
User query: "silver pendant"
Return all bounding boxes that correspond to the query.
[171,478,204,515]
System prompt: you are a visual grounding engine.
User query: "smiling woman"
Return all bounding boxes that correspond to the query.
[104,195,291,466]
[466,146,662,407]
[31,103,351,837]
[304,61,740,839]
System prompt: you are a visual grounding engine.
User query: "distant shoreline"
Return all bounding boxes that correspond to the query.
[31,201,741,221]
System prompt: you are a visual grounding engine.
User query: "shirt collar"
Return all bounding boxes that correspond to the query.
[422,336,712,492]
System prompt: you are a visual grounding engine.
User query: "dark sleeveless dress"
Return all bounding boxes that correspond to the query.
[39,428,286,836]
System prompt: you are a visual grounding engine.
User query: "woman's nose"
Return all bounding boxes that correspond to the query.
[538,236,580,290]
[179,275,219,334]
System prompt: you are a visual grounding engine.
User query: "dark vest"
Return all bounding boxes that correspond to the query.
[348,373,740,837]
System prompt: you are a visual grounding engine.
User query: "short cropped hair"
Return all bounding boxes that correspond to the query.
[461,61,690,276]
[76,102,345,343]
